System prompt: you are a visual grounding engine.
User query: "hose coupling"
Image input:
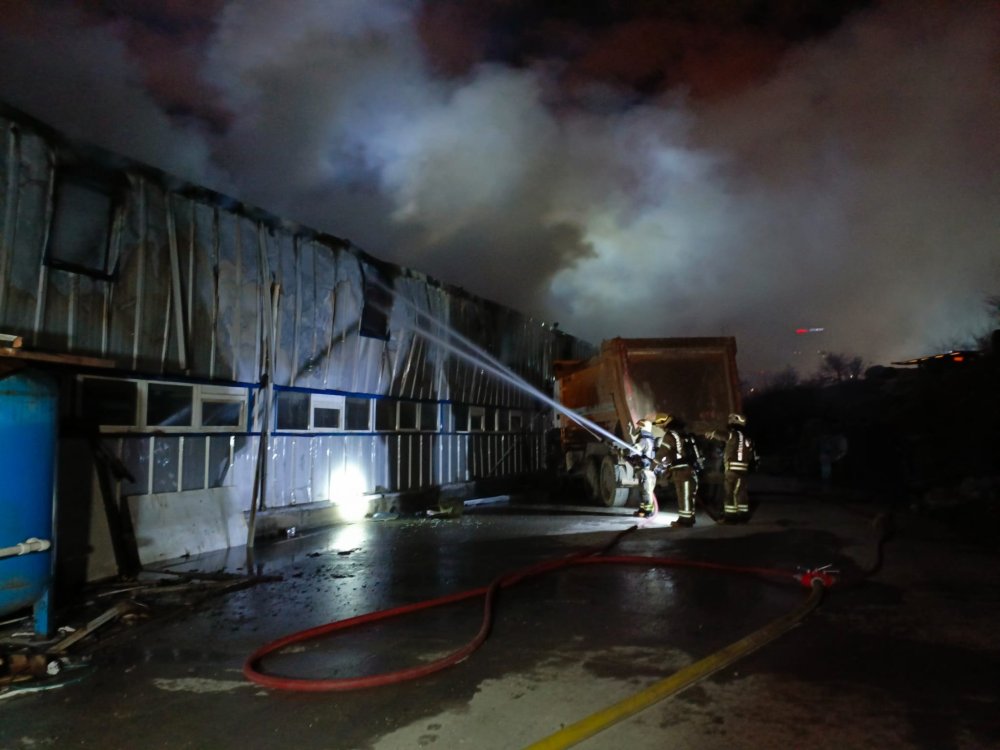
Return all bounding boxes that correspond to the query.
[798,564,838,588]
[0,537,52,559]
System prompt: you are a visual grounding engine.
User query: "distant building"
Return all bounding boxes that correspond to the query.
[891,350,981,369]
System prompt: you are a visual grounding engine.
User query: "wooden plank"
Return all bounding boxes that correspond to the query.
[0,347,114,368]
[50,600,134,653]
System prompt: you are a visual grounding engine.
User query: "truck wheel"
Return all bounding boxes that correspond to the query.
[599,455,630,507]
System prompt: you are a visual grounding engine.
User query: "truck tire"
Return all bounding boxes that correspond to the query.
[599,455,630,507]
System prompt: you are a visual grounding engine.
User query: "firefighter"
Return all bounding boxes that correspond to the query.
[629,418,660,518]
[655,414,698,527]
[705,413,755,524]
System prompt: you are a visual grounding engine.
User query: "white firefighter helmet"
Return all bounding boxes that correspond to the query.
[637,419,653,431]
[728,413,747,427]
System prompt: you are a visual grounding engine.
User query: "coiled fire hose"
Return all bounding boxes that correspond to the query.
[244,510,890,747]
[244,524,838,693]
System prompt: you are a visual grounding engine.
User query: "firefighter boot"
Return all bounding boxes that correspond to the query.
[670,517,695,528]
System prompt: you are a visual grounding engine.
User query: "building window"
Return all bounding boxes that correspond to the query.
[146,383,193,427]
[374,399,396,431]
[79,378,137,426]
[198,385,246,431]
[509,411,524,431]
[276,391,310,431]
[201,394,245,428]
[202,400,242,427]
[345,397,371,431]
[311,394,344,430]
[77,377,246,433]
[359,268,391,340]
[273,391,348,432]
[469,406,486,432]
[312,407,341,429]
[452,404,469,432]
[87,378,248,497]
[45,169,118,278]
[420,403,439,432]
[398,401,418,431]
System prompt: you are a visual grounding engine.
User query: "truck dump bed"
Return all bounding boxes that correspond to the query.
[555,337,741,451]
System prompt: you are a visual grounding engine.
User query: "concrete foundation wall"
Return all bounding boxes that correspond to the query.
[128,487,248,566]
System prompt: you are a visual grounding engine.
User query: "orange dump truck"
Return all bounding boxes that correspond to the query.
[553,337,742,507]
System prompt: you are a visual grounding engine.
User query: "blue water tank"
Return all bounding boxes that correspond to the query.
[0,370,57,621]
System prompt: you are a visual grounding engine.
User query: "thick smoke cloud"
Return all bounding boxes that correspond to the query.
[0,3,223,189]
[0,0,997,379]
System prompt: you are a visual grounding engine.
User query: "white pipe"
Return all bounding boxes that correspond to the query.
[0,538,51,560]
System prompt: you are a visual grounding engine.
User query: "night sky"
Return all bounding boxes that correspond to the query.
[1,0,997,381]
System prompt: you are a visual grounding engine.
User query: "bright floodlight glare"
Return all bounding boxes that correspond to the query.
[328,464,370,522]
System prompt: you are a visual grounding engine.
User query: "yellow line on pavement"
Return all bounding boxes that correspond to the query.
[523,579,827,750]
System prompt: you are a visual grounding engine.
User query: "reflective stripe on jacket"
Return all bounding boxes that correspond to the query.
[662,430,689,469]
[727,428,751,472]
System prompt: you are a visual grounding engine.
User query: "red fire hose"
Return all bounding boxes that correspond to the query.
[243,525,834,692]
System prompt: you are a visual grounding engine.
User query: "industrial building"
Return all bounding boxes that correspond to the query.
[0,101,591,629]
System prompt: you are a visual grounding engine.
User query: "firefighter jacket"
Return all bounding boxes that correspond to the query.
[657,430,690,472]
[632,428,659,470]
[706,427,754,473]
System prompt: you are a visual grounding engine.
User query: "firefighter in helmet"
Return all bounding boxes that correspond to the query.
[705,413,755,524]
[654,414,698,528]
[629,418,660,518]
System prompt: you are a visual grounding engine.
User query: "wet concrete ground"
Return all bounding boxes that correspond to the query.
[2,486,999,750]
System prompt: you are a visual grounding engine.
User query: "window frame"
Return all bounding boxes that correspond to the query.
[468,406,486,432]
[397,401,420,432]
[420,402,440,432]
[310,393,345,431]
[275,390,312,432]
[77,376,248,433]
[344,396,372,432]
[198,385,246,431]
[374,398,396,432]
[44,166,122,280]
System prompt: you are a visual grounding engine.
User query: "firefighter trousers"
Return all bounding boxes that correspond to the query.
[669,466,696,522]
[723,470,749,517]
[639,469,657,512]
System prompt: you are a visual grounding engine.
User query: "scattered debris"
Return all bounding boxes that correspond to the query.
[0,568,281,698]
[50,600,137,653]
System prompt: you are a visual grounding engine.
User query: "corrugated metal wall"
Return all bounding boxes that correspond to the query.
[0,107,593,534]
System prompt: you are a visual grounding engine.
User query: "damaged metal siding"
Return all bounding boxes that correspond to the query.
[0,105,593,556]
